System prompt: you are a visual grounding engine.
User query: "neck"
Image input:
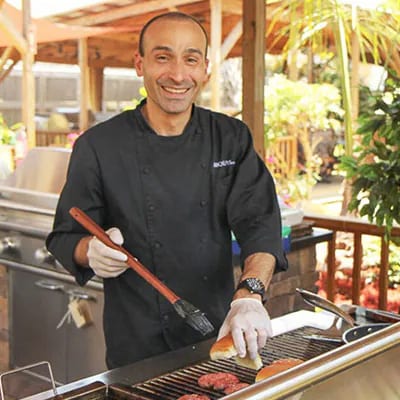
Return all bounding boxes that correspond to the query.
[141,103,192,137]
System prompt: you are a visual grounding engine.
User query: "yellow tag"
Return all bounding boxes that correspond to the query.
[68,299,92,328]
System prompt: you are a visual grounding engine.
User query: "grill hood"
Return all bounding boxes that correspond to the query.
[0,147,71,211]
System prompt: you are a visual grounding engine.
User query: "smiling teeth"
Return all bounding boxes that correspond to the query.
[164,87,187,94]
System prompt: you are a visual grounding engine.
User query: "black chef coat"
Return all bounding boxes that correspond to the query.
[46,100,288,369]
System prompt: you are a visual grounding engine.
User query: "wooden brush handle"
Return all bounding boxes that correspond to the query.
[69,207,180,304]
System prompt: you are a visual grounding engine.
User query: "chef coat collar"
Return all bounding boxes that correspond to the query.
[133,98,201,139]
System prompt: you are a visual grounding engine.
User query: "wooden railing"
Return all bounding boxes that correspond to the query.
[265,136,298,179]
[36,130,70,147]
[303,213,400,310]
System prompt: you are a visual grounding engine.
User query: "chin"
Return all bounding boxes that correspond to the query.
[162,102,193,115]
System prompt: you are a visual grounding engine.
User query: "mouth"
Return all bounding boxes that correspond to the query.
[162,86,191,95]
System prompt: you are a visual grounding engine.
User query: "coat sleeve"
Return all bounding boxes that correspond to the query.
[227,124,288,273]
[46,134,104,285]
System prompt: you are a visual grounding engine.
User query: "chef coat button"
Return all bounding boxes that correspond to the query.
[200,162,206,169]
[154,241,161,249]
[163,314,169,321]
[142,167,150,174]
[203,275,208,281]
[148,204,155,211]
[200,200,207,207]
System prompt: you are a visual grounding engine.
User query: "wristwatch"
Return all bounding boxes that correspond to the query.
[236,277,266,297]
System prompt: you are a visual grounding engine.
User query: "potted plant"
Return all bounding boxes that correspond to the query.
[340,78,400,240]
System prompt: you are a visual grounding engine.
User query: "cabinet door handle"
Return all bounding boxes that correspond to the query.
[66,288,97,301]
[35,279,65,291]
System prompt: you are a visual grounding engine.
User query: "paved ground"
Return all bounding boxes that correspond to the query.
[303,174,344,216]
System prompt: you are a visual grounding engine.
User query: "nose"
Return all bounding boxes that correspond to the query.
[167,59,186,83]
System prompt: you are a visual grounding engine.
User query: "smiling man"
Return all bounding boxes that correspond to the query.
[47,12,288,370]
[134,14,209,128]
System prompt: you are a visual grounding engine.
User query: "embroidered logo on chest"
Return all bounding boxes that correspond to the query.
[213,160,236,168]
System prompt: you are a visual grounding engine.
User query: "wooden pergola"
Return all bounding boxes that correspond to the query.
[0,0,269,159]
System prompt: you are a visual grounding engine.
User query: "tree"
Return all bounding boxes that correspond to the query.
[267,0,400,213]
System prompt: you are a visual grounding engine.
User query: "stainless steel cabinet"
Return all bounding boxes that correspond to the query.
[8,266,106,384]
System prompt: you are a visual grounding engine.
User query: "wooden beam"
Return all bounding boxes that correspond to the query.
[242,0,265,159]
[66,0,204,26]
[0,46,13,71]
[0,9,27,55]
[79,38,90,131]
[0,58,18,84]
[221,20,242,60]
[210,0,221,111]
[221,0,242,15]
[22,0,36,149]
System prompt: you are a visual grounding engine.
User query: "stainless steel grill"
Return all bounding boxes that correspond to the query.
[9,317,400,400]
[0,147,107,384]
[124,327,339,400]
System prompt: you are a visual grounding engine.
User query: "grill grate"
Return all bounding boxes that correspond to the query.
[125,326,341,400]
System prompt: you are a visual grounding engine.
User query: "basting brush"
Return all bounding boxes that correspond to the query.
[69,207,214,336]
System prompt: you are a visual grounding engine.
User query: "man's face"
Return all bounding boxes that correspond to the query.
[134,18,209,116]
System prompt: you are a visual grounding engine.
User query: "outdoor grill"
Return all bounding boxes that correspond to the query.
[15,317,399,400]
[0,147,107,384]
[118,326,338,400]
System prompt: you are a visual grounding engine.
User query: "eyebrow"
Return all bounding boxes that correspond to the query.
[151,45,204,57]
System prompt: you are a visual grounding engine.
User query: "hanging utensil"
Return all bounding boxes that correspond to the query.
[69,207,214,336]
[296,288,355,327]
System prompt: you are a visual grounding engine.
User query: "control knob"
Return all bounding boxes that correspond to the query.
[34,246,56,264]
[0,236,21,253]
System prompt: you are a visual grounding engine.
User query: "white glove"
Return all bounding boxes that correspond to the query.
[218,298,272,360]
[87,227,128,278]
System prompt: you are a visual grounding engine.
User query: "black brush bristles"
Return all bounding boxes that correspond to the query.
[173,299,214,336]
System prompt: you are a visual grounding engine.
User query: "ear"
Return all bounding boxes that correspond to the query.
[203,58,210,84]
[134,52,144,77]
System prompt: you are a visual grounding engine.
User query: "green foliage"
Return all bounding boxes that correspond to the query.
[0,114,16,145]
[363,236,400,288]
[265,74,343,139]
[340,82,400,239]
[122,87,147,111]
[265,74,343,204]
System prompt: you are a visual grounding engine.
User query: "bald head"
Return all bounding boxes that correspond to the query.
[138,12,208,57]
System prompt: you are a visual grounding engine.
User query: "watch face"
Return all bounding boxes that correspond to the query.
[248,278,264,290]
[239,278,265,295]
[247,278,264,292]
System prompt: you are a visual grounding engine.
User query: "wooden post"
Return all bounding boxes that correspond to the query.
[326,232,336,302]
[352,232,362,305]
[379,237,389,310]
[78,38,90,131]
[210,0,221,111]
[242,0,265,159]
[22,0,36,148]
[89,67,104,112]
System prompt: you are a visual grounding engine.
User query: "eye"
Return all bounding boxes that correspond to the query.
[155,54,169,62]
[186,56,200,65]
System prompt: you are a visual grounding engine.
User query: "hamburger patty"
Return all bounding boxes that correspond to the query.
[223,382,250,394]
[176,394,210,400]
[198,372,239,390]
